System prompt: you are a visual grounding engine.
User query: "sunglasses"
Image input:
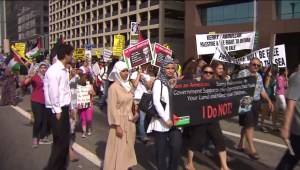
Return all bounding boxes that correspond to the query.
[252,63,261,67]
[203,71,214,75]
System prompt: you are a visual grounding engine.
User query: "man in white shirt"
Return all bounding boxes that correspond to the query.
[44,44,74,170]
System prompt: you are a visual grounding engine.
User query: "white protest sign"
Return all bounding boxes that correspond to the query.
[103,49,112,62]
[130,22,139,46]
[196,31,255,55]
[76,83,91,109]
[234,44,287,67]
[212,44,287,68]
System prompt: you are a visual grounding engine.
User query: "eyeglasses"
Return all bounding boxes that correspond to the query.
[252,63,261,67]
[203,71,214,75]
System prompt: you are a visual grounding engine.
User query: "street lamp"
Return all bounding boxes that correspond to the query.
[290,1,300,19]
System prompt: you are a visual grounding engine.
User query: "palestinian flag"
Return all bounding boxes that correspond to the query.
[4,50,23,71]
[50,36,64,64]
[26,38,41,58]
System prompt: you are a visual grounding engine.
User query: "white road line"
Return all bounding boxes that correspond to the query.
[10,105,102,167]
[222,130,287,149]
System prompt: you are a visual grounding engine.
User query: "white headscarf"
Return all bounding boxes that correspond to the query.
[108,61,131,92]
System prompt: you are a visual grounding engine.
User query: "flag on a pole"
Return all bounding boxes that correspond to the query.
[50,36,64,64]
[3,50,23,71]
[26,37,41,58]
[138,33,144,42]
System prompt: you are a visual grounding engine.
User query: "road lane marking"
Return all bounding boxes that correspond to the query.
[222,130,287,149]
[11,105,102,167]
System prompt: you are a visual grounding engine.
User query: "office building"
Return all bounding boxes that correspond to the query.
[185,0,300,69]
[49,0,185,60]
[5,0,49,52]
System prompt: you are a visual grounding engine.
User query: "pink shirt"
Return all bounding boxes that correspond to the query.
[31,74,45,104]
[275,75,288,95]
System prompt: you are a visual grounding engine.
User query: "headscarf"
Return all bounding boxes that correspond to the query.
[108,61,131,92]
[157,57,174,87]
[38,62,48,79]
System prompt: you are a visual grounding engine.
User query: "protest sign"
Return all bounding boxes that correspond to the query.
[76,82,91,109]
[123,39,153,69]
[95,49,101,58]
[212,44,286,68]
[15,43,26,57]
[152,43,173,67]
[172,77,256,126]
[103,49,112,62]
[235,44,286,68]
[196,31,255,55]
[113,35,125,57]
[130,22,139,46]
[11,44,30,62]
[73,48,85,60]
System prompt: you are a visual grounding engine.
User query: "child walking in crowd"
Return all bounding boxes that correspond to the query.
[77,73,96,138]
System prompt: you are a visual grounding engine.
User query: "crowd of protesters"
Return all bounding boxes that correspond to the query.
[0,44,300,170]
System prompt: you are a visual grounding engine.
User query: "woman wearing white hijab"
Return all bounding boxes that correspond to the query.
[103,61,138,170]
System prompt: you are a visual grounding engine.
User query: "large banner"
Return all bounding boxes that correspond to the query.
[172,77,256,126]
[213,44,287,68]
[196,31,255,55]
[74,48,85,60]
[123,39,153,69]
[130,22,139,46]
[113,35,125,57]
[152,43,172,67]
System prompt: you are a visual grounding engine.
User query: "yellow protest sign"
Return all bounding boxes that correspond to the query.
[113,35,125,57]
[209,31,216,34]
[73,48,85,60]
[95,49,101,58]
[11,44,30,62]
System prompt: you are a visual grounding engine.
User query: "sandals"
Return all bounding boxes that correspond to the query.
[249,152,261,160]
[236,148,245,153]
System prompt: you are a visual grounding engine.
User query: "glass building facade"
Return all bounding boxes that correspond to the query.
[277,0,300,19]
[200,1,254,26]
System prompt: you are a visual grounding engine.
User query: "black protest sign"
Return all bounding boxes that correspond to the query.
[172,77,256,126]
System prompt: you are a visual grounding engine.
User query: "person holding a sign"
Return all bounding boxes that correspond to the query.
[276,68,300,170]
[185,65,230,170]
[103,61,138,170]
[130,63,153,144]
[77,73,96,138]
[236,58,274,160]
[147,58,182,170]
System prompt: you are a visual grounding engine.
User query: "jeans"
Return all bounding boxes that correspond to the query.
[135,99,147,139]
[99,80,108,105]
[31,101,49,139]
[276,133,300,170]
[153,128,182,170]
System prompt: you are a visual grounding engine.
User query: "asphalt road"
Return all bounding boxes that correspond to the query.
[0,92,299,170]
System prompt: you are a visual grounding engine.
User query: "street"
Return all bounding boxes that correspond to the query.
[0,93,299,170]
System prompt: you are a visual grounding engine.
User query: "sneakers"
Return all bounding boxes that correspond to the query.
[81,133,87,138]
[32,138,38,148]
[39,138,53,145]
[87,132,92,136]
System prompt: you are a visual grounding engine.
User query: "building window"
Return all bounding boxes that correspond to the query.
[200,1,254,26]
[277,0,300,19]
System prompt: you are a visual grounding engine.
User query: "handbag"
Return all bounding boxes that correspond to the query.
[139,81,166,118]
